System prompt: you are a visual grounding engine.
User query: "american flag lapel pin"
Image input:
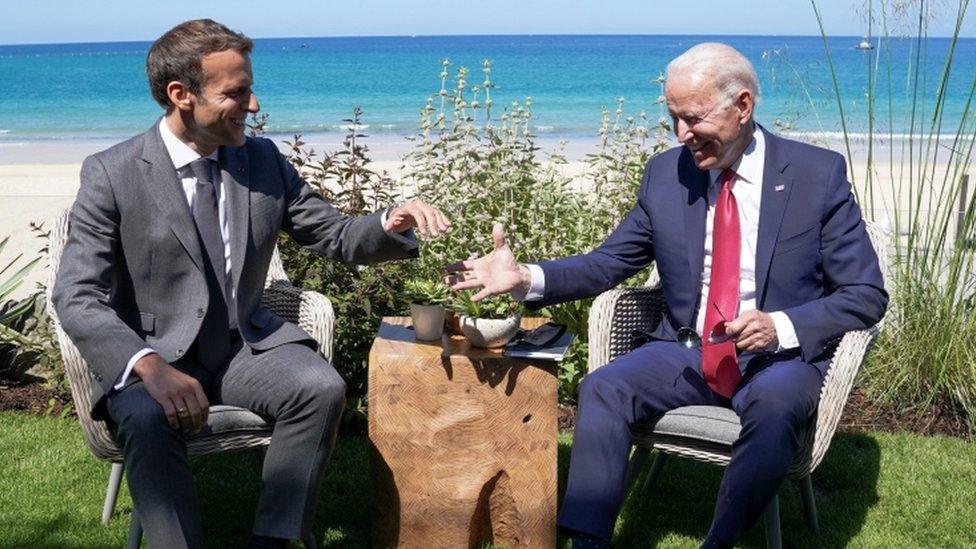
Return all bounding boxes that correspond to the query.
[774,184,785,192]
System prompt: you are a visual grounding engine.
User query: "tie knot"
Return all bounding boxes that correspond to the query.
[720,168,737,190]
[189,158,215,185]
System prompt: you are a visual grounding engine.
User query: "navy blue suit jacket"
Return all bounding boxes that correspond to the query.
[532,128,888,371]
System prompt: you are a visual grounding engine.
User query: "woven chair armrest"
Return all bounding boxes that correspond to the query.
[261,281,335,363]
[588,285,667,373]
[792,326,879,476]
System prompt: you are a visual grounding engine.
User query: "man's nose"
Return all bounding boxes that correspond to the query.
[247,93,260,113]
[675,120,692,143]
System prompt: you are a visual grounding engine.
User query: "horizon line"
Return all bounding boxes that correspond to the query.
[2,31,970,48]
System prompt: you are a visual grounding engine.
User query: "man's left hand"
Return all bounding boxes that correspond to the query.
[724,310,778,352]
[384,199,451,236]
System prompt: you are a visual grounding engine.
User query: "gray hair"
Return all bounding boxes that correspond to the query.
[666,43,761,106]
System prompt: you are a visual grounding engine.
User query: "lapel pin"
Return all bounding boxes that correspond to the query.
[774,184,785,192]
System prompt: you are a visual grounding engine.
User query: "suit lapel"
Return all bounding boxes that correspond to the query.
[679,149,709,325]
[139,125,206,274]
[219,144,251,297]
[755,129,794,307]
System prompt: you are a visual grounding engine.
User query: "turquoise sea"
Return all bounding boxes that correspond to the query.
[1,34,973,153]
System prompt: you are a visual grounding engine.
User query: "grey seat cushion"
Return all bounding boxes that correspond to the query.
[632,405,742,447]
[191,404,273,438]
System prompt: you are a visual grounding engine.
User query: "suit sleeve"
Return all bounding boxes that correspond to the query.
[272,141,418,264]
[52,155,151,388]
[782,156,888,361]
[531,160,657,308]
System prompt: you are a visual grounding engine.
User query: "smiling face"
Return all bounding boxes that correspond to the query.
[170,48,259,154]
[666,71,754,171]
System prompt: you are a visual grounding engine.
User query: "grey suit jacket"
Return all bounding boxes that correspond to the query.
[52,123,418,419]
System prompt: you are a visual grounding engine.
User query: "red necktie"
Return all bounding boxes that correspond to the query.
[702,168,742,398]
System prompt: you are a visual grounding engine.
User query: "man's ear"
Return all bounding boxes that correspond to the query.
[166,81,194,112]
[736,89,754,124]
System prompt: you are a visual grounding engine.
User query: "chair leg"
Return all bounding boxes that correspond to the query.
[623,446,651,493]
[641,452,668,494]
[126,508,143,549]
[763,494,782,549]
[102,462,125,525]
[799,474,820,534]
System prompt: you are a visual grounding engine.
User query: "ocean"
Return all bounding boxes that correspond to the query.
[1,34,973,159]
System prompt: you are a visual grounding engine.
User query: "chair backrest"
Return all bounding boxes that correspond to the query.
[46,210,122,461]
[45,209,291,462]
[798,218,890,475]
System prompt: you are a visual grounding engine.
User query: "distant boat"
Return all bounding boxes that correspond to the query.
[856,0,875,49]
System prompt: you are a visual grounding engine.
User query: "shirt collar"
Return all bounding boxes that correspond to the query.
[708,125,765,186]
[158,117,219,171]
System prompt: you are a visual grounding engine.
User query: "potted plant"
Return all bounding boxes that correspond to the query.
[451,292,522,348]
[402,278,450,341]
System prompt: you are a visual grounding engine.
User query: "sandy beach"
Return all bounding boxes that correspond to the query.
[2,136,972,301]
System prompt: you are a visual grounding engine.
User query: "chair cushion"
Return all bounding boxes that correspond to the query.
[633,405,742,446]
[192,404,273,438]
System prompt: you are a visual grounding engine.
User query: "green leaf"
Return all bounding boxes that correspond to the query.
[0,256,40,302]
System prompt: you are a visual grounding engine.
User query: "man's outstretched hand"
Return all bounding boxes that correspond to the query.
[444,223,530,301]
[384,199,452,236]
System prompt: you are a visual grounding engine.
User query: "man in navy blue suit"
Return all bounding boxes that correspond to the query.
[447,43,887,548]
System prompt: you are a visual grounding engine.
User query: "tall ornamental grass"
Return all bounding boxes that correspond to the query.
[812,0,976,429]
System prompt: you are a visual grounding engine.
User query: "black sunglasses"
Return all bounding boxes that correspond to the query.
[677,303,733,349]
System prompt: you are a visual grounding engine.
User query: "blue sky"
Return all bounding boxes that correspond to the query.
[0,0,972,44]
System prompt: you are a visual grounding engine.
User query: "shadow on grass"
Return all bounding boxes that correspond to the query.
[192,436,372,548]
[86,431,878,548]
[600,433,881,548]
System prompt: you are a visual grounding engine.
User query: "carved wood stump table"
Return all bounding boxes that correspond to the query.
[369,317,557,549]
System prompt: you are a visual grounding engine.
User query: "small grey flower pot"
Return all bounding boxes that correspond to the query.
[410,303,446,341]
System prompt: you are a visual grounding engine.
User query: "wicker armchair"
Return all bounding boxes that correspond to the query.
[586,220,889,548]
[45,209,335,546]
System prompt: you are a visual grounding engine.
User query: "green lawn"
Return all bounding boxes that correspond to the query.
[1,412,973,548]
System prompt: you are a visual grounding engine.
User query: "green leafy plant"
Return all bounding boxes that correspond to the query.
[269,109,408,407]
[402,278,450,306]
[270,61,672,405]
[402,59,669,401]
[0,235,45,381]
[451,291,520,320]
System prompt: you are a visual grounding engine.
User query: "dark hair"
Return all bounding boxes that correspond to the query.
[146,19,253,109]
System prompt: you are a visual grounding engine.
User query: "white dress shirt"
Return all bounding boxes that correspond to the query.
[118,119,405,389]
[523,128,799,352]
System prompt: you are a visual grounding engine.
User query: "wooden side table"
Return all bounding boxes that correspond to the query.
[369,317,557,549]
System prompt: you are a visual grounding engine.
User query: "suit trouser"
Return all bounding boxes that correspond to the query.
[107,337,347,548]
[556,341,824,545]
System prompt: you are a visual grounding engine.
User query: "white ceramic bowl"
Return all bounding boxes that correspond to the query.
[459,314,522,348]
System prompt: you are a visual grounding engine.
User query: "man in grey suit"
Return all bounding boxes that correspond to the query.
[52,19,450,548]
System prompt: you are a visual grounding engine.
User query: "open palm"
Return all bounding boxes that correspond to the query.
[445,223,525,301]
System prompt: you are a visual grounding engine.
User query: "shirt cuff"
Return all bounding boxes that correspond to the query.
[512,263,545,302]
[115,348,156,390]
[769,311,800,352]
